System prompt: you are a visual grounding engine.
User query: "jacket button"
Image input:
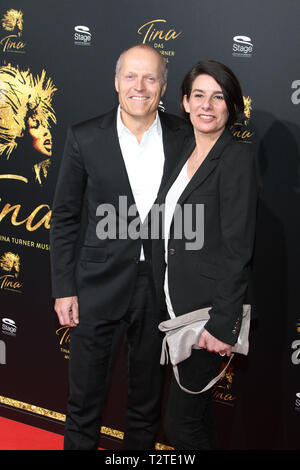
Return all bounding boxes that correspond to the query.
[169,248,176,256]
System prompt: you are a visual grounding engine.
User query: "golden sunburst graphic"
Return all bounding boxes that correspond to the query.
[243,96,252,120]
[297,318,300,334]
[0,63,57,159]
[0,251,20,277]
[1,9,23,36]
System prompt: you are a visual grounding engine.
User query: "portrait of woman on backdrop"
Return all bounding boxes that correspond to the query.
[0,64,57,186]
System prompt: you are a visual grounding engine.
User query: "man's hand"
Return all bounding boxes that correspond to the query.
[198,329,232,357]
[54,296,79,327]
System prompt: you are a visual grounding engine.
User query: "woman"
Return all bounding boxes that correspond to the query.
[152,60,258,449]
[0,64,56,185]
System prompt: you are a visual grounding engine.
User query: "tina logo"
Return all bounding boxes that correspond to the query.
[137,19,181,44]
[56,326,70,360]
[0,251,23,293]
[0,9,26,53]
[212,363,236,406]
[137,19,182,63]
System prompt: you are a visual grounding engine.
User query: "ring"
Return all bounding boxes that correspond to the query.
[219,352,225,356]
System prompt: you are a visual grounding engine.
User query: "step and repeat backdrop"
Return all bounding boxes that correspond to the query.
[0,0,299,450]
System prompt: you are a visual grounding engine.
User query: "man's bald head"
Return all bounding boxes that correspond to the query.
[115,44,168,85]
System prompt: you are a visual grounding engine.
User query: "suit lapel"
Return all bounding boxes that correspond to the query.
[177,128,233,205]
[160,128,233,238]
[159,120,178,193]
[158,112,191,195]
[97,107,136,208]
[154,127,234,233]
[156,134,194,206]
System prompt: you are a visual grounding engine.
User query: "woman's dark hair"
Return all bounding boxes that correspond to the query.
[180,60,244,126]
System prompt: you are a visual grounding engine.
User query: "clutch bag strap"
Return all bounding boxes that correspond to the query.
[173,354,234,394]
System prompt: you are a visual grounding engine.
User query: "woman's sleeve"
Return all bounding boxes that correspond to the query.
[204,143,258,345]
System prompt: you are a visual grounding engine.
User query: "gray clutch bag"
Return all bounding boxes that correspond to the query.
[158,305,251,394]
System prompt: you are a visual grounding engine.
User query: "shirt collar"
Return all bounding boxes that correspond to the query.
[117,105,162,139]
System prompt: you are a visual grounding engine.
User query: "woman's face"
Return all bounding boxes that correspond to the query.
[183,74,229,138]
[27,116,52,157]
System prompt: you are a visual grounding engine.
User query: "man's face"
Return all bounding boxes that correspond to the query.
[115,47,166,124]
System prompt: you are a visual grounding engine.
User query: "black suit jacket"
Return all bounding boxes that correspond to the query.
[152,128,258,345]
[50,107,190,322]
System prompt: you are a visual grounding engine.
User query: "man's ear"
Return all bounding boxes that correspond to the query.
[160,82,167,98]
[115,75,119,93]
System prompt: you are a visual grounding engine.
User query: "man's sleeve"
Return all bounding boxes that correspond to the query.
[50,127,87,298]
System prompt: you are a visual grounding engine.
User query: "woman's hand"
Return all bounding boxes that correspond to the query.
[198,329,232,357]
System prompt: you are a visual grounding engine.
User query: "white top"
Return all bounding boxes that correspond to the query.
[117,105,165,260]
[164,161,190,318]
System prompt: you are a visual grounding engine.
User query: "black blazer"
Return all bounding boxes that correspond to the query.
[50,107,190,322]
[152,128,258,345]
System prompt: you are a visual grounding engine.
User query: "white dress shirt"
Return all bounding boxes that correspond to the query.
[164,160,190,318]
[117,105,165,259]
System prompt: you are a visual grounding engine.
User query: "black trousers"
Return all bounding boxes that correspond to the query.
[164,349,223,450]
[64,262,165,450]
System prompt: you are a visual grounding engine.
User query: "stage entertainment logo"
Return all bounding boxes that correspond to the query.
[1,317,17,337]
[56,326,70,360]
[0,251,22,293]
[0,9,26,54]
[74,25,92,46]
[137,19,182,63]
[291,80,300,105]
[232,35,253,58]
[295,392,300,412]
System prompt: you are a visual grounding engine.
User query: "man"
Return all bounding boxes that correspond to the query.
[50,44,189,450]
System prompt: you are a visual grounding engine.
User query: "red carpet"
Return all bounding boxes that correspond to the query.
[0,416,64,450]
